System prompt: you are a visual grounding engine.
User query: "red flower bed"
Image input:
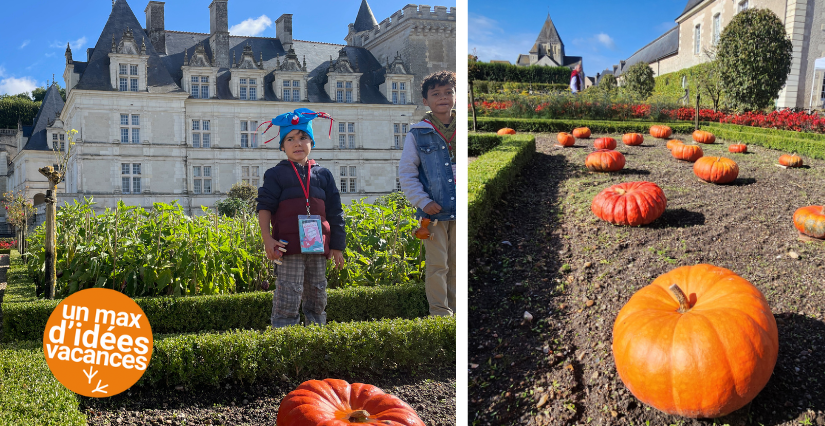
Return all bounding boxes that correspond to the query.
[0,240,17,250]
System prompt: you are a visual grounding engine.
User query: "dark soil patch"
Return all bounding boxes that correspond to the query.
[469,133,825,426]
[81,366,455,425]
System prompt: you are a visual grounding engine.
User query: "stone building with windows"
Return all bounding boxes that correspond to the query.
[10,0,456,215]
[514,14,582,70]
[603,0,825,109]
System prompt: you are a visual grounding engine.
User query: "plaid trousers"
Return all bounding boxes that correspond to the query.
[271,254,328,328]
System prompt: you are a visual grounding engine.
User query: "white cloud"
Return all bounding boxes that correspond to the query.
[229,15,272,37]
[0,66,6,78]
[50,36,87,50]
[468,13,534,63]
[0,76,38,96]
[596,33,616,50]
[20,40,29,49]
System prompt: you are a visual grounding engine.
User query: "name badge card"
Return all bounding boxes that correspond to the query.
[298,215,325,254]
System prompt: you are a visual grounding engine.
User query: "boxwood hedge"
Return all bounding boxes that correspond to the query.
[702,123,825,160]
[2,282,428,342]
[469,117,695,135]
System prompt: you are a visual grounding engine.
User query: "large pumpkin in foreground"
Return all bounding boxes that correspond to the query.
[496,127,516,135]
[572,127,591,139]
[557,132,575,147]
[623,133,644,146]
[693,156,739,184]
[692,130,716,144]
[277,379,425,426]
[594,137,617,150]
[585,149,625,172]
[671,143,703,162]
[793,205,825,239]
[650,125,672,139]
[591,181,666,226]
[779,154,803,168]
[613,264,778,418]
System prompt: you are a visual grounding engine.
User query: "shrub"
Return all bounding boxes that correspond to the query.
[717,8,793,110]
[623,62,656,100]
[468,62,571,85]
[468,117,695,135]
[2,281,428,342]
[469,134,536,243]
[469,134,502,156]
[0,97,40,130]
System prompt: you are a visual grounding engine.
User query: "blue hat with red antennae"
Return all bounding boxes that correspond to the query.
[257,108,334,148]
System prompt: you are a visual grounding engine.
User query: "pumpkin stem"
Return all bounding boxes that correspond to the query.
[667,284,691,313]
[614,188,626,195]
[346,410,372,423]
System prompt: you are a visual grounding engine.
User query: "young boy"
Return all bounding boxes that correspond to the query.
[399,70,457,316]
[256,108,346,328]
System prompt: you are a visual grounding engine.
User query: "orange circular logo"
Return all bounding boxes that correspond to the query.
[42,288,153,397]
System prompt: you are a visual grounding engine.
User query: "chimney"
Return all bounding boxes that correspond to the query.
[209,0,230,68]
[145,1,166,54]
[276,14,293,52]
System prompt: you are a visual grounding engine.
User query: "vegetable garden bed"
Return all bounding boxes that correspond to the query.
[469,132,825,425]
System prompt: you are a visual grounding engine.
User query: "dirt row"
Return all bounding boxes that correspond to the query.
[469,133,825,426]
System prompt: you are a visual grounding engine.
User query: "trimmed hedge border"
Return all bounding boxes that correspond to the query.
[140,316,455,388]
[702,124,825,160]
[703,122,825,142]
[2,282,428,342]
[469,134,536,243]
[469,117,695,135]
[469,134,502,156]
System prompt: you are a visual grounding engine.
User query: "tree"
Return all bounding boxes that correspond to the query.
[716,8,792,110]
[696,47,724,112]
[216,181,257,218]
[468,50,479,131]
[623,62,655,100]
[598,74,618,94]
[31,84,66,103]
[2,189,35,257]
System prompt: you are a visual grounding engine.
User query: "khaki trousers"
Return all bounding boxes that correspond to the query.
[423,220,456,316]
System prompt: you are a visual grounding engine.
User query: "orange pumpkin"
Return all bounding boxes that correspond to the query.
[692,130,716,144]
[666,139,683,151]
[693,156,739,184]
[779,154,803,168]
[557,132,575,147]
[277,379,425,426]
[793,206,825,239]
[671,144,703,162]
[593,137,617,150]
[728,144,747,153]
[572,127,591,139]
[613,264,778,418]
[649,125,672,139]
[622,133,644,146]
[591,181,666,226]
[497,128,516,135]
[585,149,625,172]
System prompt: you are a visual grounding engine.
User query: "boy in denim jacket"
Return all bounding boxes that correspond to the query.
[399,71,457,316]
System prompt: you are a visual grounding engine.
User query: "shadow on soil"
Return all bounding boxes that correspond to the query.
[728,177,758,186]
[649,208,706,228]
[618,168,652,176]
[749,313,825,426]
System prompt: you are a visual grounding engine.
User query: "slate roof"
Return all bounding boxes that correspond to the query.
[75,0,182,93]
[23,84,64,151]
[353,0,378,32]
[72,0,394,104]
[532,14,563,50]
[678,0,705,19]
[615,26,679,76]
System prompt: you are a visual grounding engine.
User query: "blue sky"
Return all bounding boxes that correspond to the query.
[0,0,455,97]
[469,0,689,76]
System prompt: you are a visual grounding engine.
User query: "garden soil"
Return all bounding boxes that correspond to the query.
[82,366,455,425]
[469,133,825,426]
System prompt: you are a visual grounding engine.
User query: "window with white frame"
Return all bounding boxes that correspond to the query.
[336,81,354,103]
[121,163,141,194]
[339,166,357,193]
[393,123,408,149]
[713,14,721,46]
[338,122,355,149]
[240,120,258,148]
[737,0,748,13]
[51,133,65,152]
[190,76,210,99]
[239,78,257,100]
[120,114,140,143]
[193,165,212,194]
[242,166,260,187]
[391,82,407,104]
[118,63,138,92]
[282,80,301,102]
[694,25,701,55]
[192,119,211,148]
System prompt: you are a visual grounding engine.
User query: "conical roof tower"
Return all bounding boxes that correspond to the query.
[353,0,378,32]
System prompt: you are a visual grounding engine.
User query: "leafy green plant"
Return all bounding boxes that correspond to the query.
[623,62,655,100]
[717,8,793,110]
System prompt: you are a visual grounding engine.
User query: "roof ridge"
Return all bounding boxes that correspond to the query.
[625,25,678,60]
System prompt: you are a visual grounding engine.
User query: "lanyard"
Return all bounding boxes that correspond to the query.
[423,119,456,161]
[289,161,312,215]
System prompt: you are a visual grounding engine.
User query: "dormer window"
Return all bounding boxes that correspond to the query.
[52,133,65,151]
[191,76,210,98]
[109,28,148,92]
[283,80,301,102]
[118,63,139,92]
[336,81,354,103]
[239,78,257,100]
[392,82,407,104]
